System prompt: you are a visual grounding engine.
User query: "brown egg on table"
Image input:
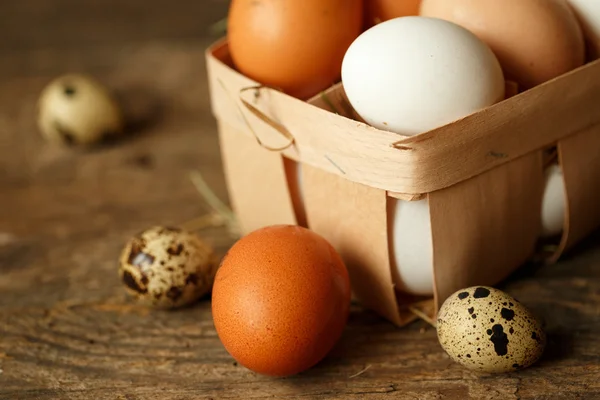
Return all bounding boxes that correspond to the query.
[420,0,586,89]
[364,0,422,28]
[119,226,218,309]
[37,74,124,146]
[212,225,351,377]
[227,0,363,100]
[437,286,546,374]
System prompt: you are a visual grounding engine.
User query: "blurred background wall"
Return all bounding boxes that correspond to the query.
[0,0,230,76]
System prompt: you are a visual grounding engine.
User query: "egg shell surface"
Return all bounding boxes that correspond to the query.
[37,74,124,145]
[119,226,218,309]
[227,0,363,100]
[567,0,600,58]
[541,164,566,238]
[364,0,422,28]
[341,16,505,136]
[437,286,546,373]
[420,0,586,89]
[211,225,351,377]
[389,198,434,296]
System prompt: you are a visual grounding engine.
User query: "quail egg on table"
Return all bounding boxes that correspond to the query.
[37,74,124,146]
[119,226,218,309]
[437,286,546,373]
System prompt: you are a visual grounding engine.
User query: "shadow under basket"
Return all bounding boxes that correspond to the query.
[206,37,600,327]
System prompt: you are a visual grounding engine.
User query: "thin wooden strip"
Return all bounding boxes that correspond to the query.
[238,85,295,151]
[550,123,600,261]
[387,192,426,201]
[408,300,437,328]
[283,158,308,228]
[207,47,301,155]
[301,164,404,326]
[206,39,600,194]
[216,120,297,235]
[429,153,544,310]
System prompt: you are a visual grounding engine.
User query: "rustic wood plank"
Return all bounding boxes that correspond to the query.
[0,1,599,399]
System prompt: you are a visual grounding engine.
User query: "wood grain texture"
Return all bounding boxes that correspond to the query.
[1,1,600,399]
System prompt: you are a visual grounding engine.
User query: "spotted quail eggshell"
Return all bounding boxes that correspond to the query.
[119,226,218,309]
[437,286,546,373]
[37,74,124,146]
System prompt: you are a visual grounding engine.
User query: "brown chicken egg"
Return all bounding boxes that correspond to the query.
[227,0,363,100]
[212,225,351,377]
[364,0,422,28]
[420,0,586,89]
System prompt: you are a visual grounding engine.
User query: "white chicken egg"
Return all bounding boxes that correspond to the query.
[541,164,566,238]
[568,0,600,58]
[341,16,505,136]
[388,198,434,296]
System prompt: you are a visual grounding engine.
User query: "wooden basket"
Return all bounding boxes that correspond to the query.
[206,37,600,327]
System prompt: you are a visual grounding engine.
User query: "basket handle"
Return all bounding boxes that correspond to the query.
[238,85,296,152]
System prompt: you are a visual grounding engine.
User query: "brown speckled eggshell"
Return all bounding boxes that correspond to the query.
[37,74,124,146]
[437,286,546,373]
[119,226,218,309]
[211,225,351,377]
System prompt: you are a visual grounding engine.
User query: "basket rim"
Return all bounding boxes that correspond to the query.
[206,37,600,195]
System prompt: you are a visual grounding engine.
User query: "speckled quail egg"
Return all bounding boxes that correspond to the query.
[37,74,124,146]
[119,226,219,309]
[437,286,546,373]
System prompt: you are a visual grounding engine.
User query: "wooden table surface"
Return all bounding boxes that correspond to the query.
[1,1,599,399]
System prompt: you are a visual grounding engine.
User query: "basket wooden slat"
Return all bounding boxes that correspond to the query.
[555,124,600,260]
[301,163,406,326]
[218,121,298,234]
[430,152,544,309]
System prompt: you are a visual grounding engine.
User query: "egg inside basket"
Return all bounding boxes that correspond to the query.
[207,38,600,326]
